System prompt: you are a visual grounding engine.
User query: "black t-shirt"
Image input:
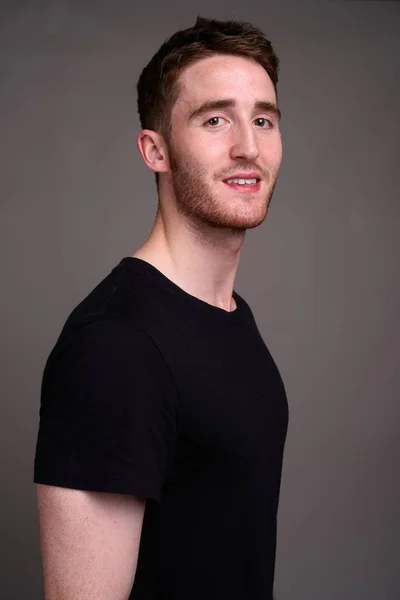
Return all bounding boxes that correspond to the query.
[34,257,289,599]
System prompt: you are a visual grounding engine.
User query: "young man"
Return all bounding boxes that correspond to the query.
[34,16,289,600]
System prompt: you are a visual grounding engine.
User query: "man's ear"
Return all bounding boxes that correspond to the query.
[137,129,169,175]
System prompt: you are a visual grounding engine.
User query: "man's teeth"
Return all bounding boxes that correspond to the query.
[226,178,258,185]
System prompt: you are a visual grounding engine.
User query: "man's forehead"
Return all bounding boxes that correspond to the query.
[174,55,276,110]
[175,55,276,112]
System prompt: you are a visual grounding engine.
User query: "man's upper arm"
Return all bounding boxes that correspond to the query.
[34,319,178,597]
[34,319,179,500]
[36,484,146,600]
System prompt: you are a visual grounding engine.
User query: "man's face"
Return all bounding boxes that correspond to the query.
[165,54,282,231]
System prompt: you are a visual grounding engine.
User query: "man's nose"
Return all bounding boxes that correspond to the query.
[229,124,260,162]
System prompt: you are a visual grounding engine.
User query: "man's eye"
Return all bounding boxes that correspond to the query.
[255,118,272,128]
[206,117,223,126]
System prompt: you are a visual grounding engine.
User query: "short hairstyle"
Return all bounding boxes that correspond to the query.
[136,16,280,186]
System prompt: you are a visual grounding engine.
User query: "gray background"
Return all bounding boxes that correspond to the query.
[1,1,399,598]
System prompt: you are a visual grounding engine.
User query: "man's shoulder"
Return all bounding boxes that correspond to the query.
[60,259,155,334]
[46,259,164,365]
[44,311,170,394]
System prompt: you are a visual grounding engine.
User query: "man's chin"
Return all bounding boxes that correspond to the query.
[203,208,270,231]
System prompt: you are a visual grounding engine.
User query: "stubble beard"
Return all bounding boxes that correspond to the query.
[168,146,279,233]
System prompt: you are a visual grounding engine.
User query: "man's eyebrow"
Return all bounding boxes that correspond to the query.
[254,100,282,121]
[188,99,235,120]
[188,98,282,121]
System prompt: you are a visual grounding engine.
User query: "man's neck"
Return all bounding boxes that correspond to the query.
[132,211,245,313]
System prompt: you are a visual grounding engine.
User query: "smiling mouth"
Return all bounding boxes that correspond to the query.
[222,177,261,192]
[224,177,259,186]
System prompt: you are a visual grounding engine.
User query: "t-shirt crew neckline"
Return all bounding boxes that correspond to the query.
[120,256,243,318]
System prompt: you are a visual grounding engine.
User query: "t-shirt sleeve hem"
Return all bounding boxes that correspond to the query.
[33,466,162,503]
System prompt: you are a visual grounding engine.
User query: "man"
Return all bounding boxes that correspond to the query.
[34,16,289,600]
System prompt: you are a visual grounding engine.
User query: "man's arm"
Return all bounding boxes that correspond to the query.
[36,484,146,600]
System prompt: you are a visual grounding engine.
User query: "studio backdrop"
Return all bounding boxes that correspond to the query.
[0,2,399,599]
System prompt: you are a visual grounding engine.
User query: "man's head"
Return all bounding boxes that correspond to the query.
[137,16,282,231]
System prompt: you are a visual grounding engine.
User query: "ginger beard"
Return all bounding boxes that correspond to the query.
[167,141,280,232]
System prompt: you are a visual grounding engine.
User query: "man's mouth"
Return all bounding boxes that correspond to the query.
[222,175,261,192]
[225,177,258,186]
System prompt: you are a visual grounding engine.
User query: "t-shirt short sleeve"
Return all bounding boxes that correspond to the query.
[34,319,179,503]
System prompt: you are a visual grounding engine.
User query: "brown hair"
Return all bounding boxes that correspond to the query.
[136,16,280,185]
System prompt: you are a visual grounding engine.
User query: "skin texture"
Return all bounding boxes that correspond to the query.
[135,54,282,312]
[36,485,146,600]
[167,56,281,232]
